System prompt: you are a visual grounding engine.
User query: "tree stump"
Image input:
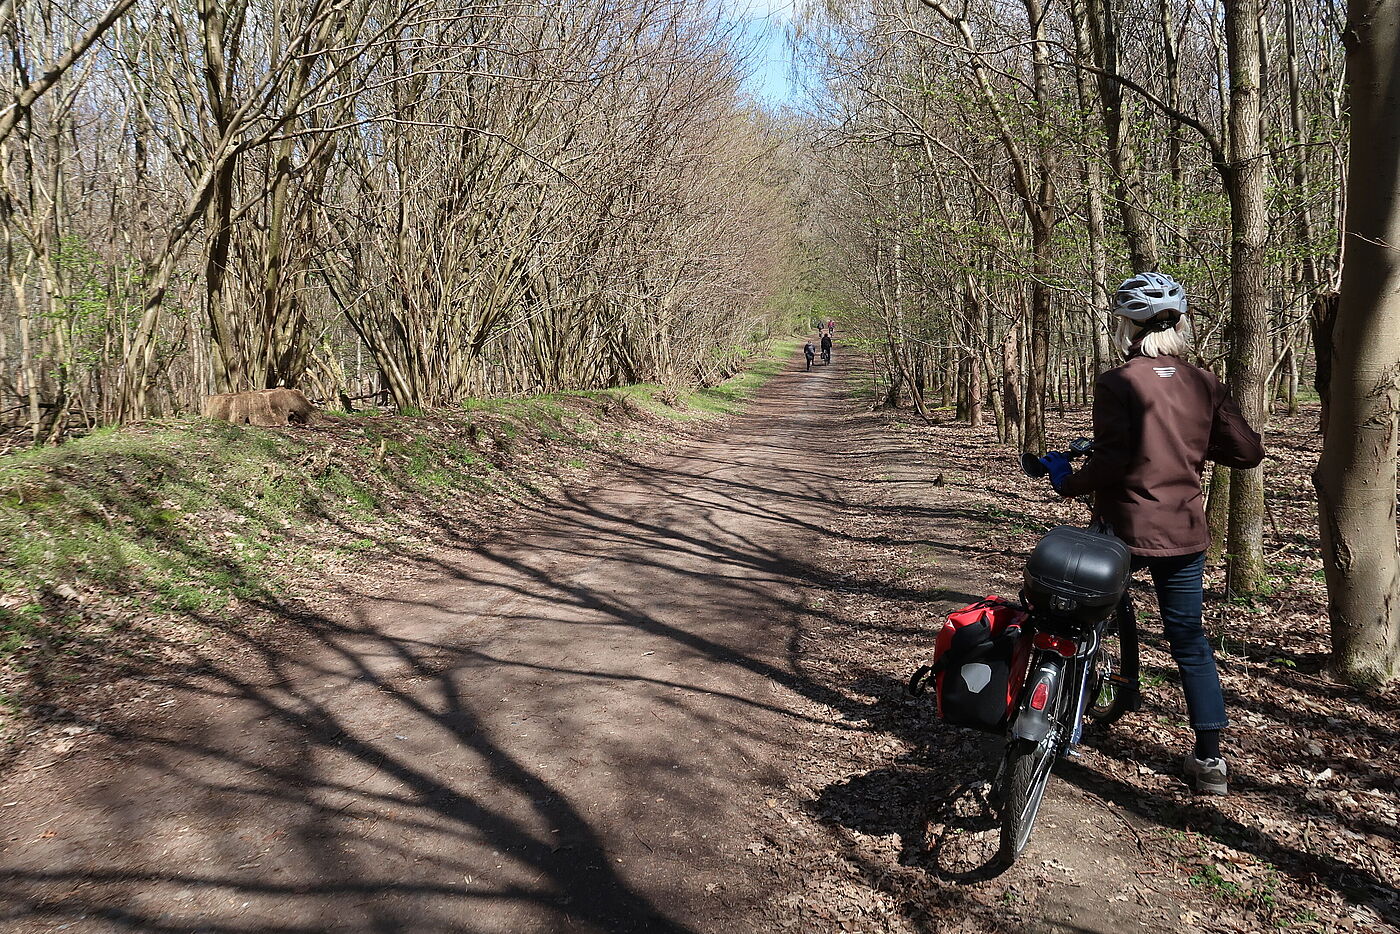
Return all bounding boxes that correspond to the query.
[202,388,315,427]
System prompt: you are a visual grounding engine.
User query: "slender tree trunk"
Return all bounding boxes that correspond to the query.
[1223,0,1270,596]
[1314,0,1400,686]
[965,279,984,426]
[205,159,241,392]
[884,360,903,409]
[939,347,953,407]
[1160,0,1185,263]
[12,266,38,441]
[1205,465,1231,565]
[1022,0,1056,455]
[1312,291,1340,430]
[1002,326,1023,451]
[1025,213,1053,453]
[1285,344,1299,415]
[983,347,1006,442]
[1086,0,1159,272]
[1285,0,1319,297]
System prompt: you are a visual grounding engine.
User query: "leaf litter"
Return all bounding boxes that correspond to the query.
[748,400,1397,934]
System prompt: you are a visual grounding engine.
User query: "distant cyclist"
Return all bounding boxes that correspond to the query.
[1043,272,1263,795]
[820,330,833,365]
[803,340,816,371]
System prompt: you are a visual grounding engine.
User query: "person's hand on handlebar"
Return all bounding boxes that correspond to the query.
[1038,452,1073,494]
[1020,438,1091,495]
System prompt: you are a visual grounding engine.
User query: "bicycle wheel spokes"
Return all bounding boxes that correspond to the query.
[1088,603,1141,724]
[1088,632,1121,717]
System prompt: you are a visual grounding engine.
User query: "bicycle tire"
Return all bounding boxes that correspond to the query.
[996,728,1066,863]
[1087,598,1141,725]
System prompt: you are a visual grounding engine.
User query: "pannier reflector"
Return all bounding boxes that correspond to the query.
[960,663,993,693]
[1030,682,1049,711]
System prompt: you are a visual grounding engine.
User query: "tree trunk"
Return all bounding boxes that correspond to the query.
[1285,344,1299,416]
[12,265,39,442]
[1311,291,1339,431]
[1021,0,1056,455]
[1285,0,1321,299]
[1002,326,1023,451]
[1314,0,1400,686]
[1223,0,1270,596]
[1086,0,1159,272]
[940,345,953,408]
[205,158,241,392]
[984,347,1007,442]
[1205,464,1231,566]
[963,276,984,426]
[1025,229,1052,454]
[1160,0,1185,263]
[884,363,903,409]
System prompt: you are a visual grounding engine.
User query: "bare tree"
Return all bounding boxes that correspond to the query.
[1314,0,1400,686]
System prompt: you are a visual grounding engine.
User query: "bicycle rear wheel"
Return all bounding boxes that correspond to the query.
[997,723,1068,863]
[1087,596,1141,725]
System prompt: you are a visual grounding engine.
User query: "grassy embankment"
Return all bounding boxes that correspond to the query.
[0,339,800,727]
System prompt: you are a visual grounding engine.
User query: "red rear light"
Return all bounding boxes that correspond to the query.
[1030,682,1049,710]
[1033,632,1077,657]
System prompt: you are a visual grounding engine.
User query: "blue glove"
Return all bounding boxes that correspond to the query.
[1039,452,1073,494]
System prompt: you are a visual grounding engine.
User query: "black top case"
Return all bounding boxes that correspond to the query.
[1023,526,1131,627]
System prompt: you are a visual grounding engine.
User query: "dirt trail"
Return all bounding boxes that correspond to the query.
[0,353,1175,933]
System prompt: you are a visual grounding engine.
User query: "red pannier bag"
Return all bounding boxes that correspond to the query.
[911,597,1032,732]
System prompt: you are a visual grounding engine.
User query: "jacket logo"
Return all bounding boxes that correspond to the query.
[1153,366,1177,378]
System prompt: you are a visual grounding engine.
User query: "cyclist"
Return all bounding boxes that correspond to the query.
[820,330,833,365]
[803,340,816,370]
[1039,272,1263,795]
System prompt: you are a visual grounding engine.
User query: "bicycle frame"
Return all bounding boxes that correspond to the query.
[1008,613,1111,751]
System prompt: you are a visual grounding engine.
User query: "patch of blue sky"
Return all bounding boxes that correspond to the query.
[726,0,800,107]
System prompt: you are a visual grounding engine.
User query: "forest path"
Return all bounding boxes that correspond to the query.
[0,351,1171,933]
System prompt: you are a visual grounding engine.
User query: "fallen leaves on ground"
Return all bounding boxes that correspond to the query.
[752,400,1397,934]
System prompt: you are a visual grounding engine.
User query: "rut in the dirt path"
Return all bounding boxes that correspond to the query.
[0,354,882,934]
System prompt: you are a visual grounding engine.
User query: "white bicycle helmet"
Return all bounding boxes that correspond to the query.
[1113,272,1187,325]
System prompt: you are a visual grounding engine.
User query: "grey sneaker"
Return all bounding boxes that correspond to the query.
[1184,754,1229,795]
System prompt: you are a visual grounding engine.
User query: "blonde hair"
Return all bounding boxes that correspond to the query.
[1114,315,1193,358]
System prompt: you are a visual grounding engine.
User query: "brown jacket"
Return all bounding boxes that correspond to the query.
[1059,352,1264,557]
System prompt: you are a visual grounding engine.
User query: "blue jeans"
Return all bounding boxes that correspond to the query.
[1132,552,1229,731]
